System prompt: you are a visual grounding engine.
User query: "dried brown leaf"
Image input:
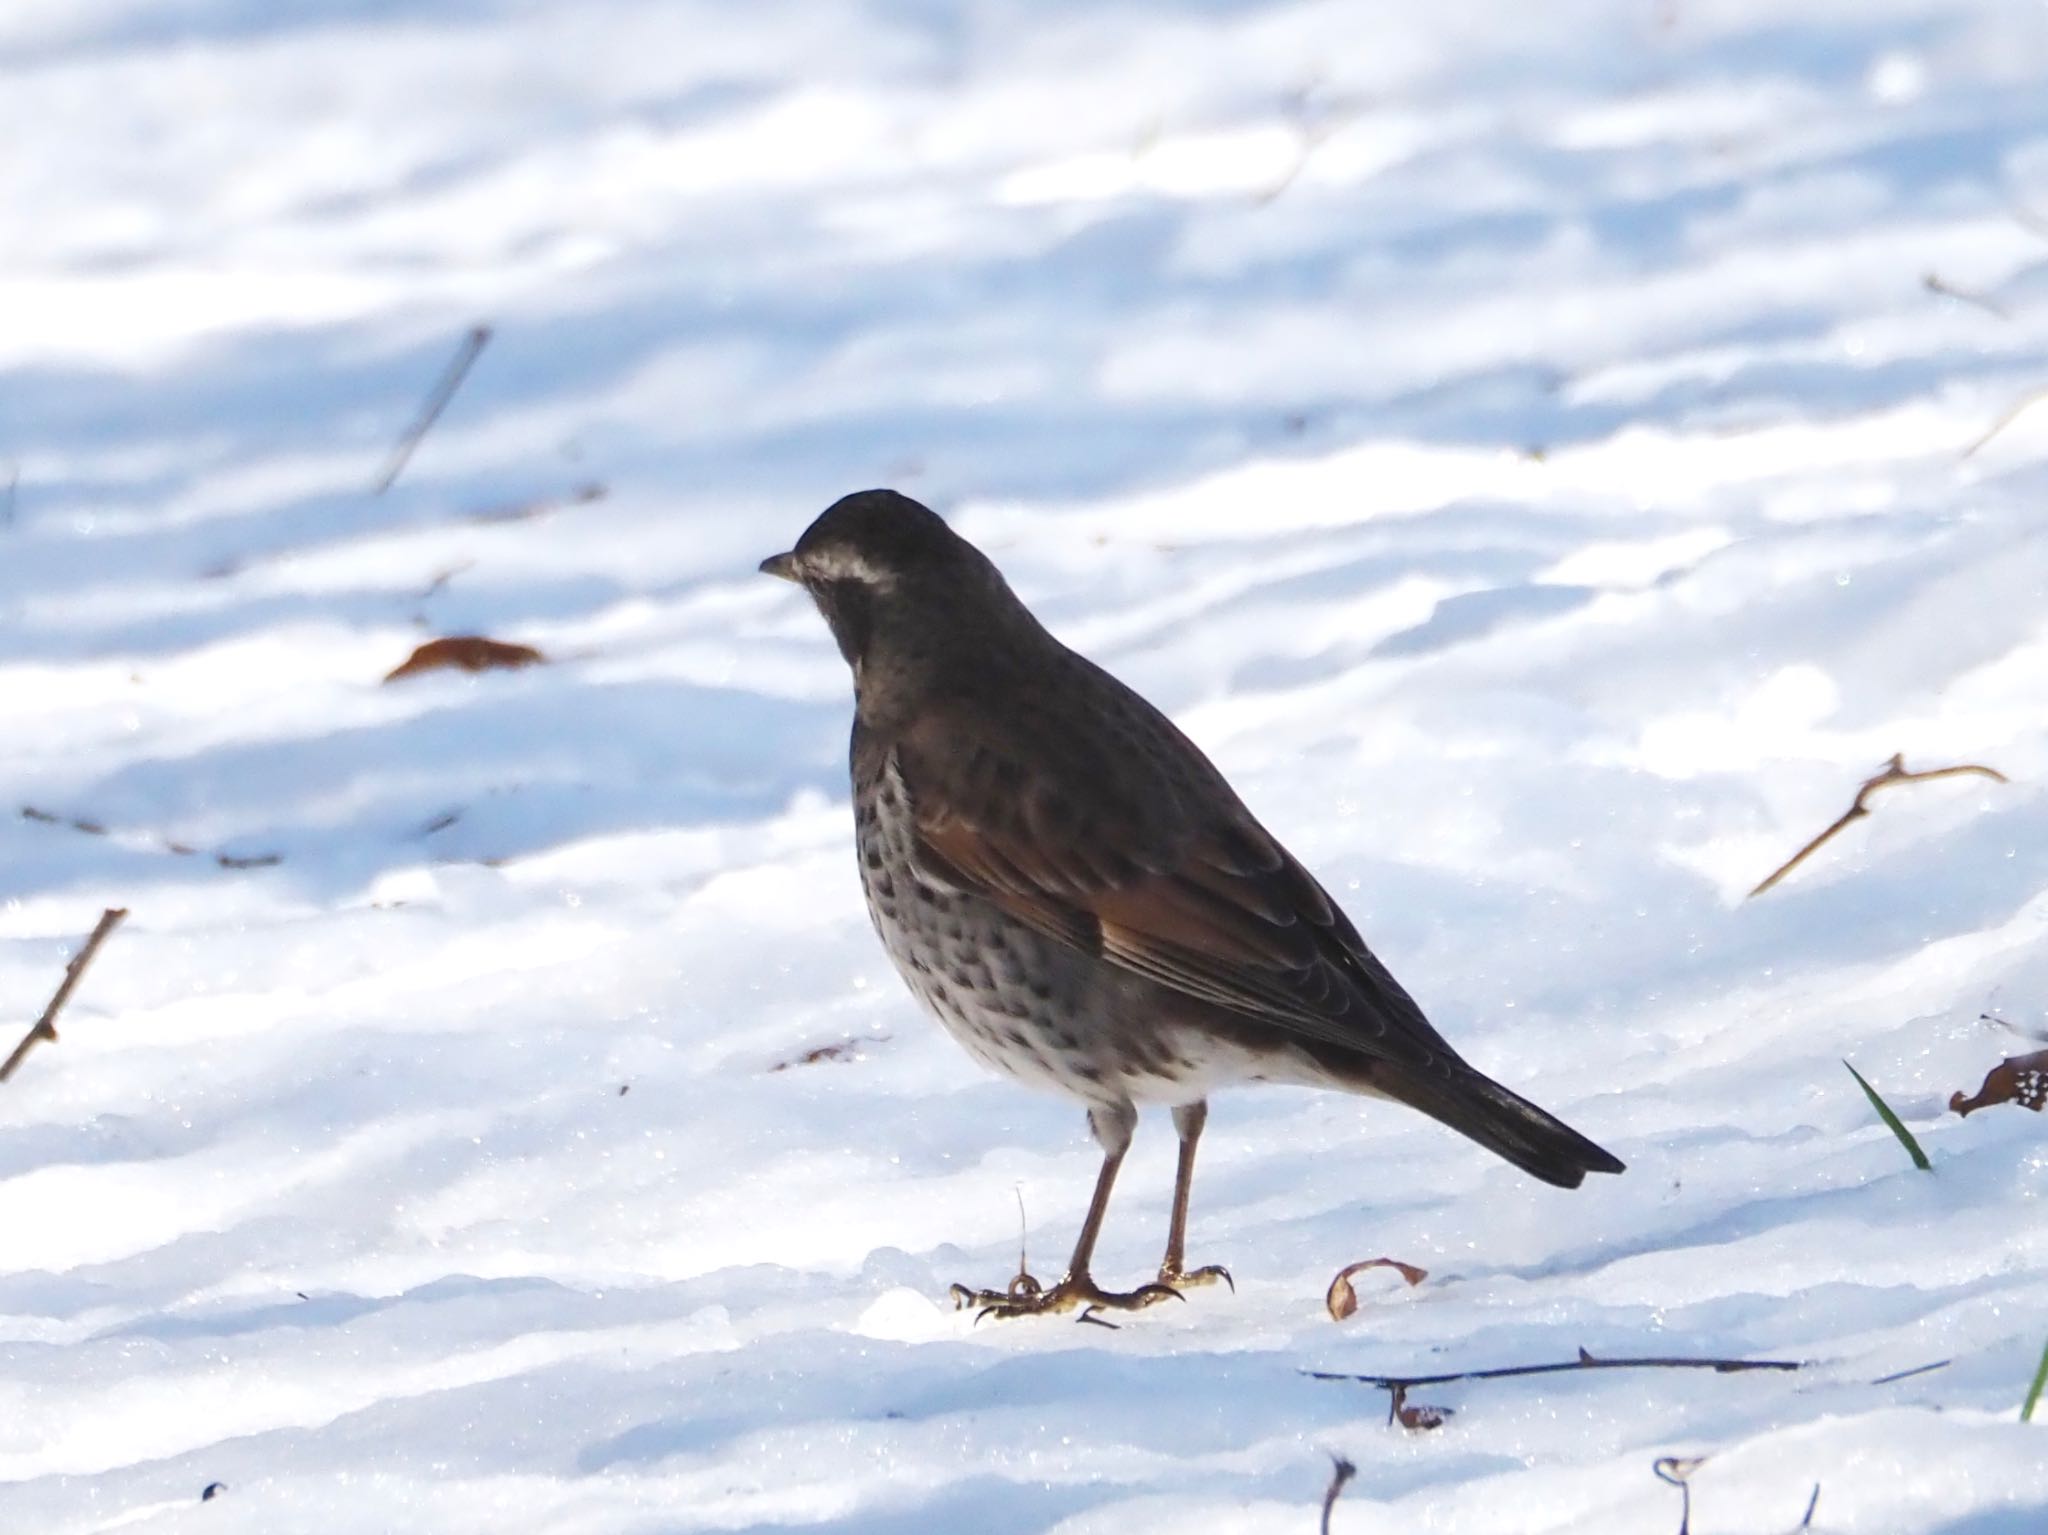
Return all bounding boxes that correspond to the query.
[1388,1383,1451,1431]
[1326,1256,1428,1321]
[384,636,546,683]
[769,1035,890,1072]
[1950,1047,2048,1116]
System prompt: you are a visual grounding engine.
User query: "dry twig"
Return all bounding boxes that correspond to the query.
[767,1034,890,1072]
[1319,1454,1356,1534]
[372,324,491,495]
[1924,272,2011,320]
[1961,385,2048,460]
[2,909,128,1084]
[1253,82,1370,206]
[1656,1458,1817,1535]
[1655,1455,1708,1535]
[468,480,607,524]
[1748,753,2008,898]
[1872,1358,1950,1385]
[1304,1347,1802,1424]
[21,805,280,870]
[1981,1010,2048,1043]
[415,561,475,600]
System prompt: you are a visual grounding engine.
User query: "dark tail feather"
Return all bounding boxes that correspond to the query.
[1379,1063,1626,1189]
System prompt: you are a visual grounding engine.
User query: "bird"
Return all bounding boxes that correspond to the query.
[761,489,1624,1318]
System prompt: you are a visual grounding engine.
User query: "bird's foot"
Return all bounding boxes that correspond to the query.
[1158,1261,1234,1293]
[947,1270,1049,1312]
[950,1270,1184,1323]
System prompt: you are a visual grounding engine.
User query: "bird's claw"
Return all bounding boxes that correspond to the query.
[959,1273,1185,1323]
[1158,1262,1234,1293]
[948,1271,1045,1311]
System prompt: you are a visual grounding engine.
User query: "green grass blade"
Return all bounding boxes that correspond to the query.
[1843,1060,1931,1172]
[2022,1337,2048,1423]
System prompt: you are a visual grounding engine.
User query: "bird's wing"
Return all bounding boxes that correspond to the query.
[891,695,1458,1069]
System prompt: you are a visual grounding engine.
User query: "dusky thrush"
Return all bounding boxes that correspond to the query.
[762,490,1624,1318]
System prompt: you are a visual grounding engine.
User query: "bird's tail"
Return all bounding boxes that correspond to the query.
[1376,1061,1625,1189]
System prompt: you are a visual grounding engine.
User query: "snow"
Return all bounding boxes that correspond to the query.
[5,0,2048,1529]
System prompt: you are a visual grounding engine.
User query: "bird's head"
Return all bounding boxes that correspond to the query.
[760,489,1011,674]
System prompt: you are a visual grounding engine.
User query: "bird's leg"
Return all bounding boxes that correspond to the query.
[952,1103,1183,1320]
[1157,1100,1232,1291]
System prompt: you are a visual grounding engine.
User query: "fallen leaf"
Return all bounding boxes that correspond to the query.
[769,1035,890,1072]
[1388,1383,1451,1431]
[384,636,546,683]
[1326,1256,1428,1321]
[1950,1047,2048,1116]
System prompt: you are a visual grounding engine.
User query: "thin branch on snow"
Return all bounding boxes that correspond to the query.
[1319,1454,1356,1535]
[1747,754,2008,898]
[1253,82,1370,206]
[1655,1456,1708,1535]
[1303,1347,1804,1411]
[1,908,128,1085]
[1982,1011,2048,1043]
[1961,385,2048,460]
[21,805,281,870]
[1655,1458,1818,1535]
[372,324,491,495]
[1923,272,2010,319]
[1871,1358,1951,1385]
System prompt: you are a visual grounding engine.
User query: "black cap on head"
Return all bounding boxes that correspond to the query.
[760,489,972,586]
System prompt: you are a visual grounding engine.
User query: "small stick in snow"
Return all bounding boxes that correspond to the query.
[1654,1455,1708,1535]
[21,804,280,870]
[372,324,491,495]
[1747,753,2009,898]
[1961,384,2048,460]
[415,560,475,600]
[1319,1454,1356,1535]
[1302,1347,1803,1422]
[1,908,128,1085]
[1655,1458,1817,1535]
[1981,1011,2048,1043]
[1871,1358,1950,1385]
[468,480,607,524]
[1014,1185,1030,1290]
[1923,272,2010,320]
[3,460,16,527]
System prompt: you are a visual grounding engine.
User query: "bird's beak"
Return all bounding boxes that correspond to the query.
[758,551,801,583]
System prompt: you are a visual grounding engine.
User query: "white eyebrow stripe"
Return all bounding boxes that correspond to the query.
[803,546,892,583]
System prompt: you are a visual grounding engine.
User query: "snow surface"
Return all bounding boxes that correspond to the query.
[6,1,2048,1530]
